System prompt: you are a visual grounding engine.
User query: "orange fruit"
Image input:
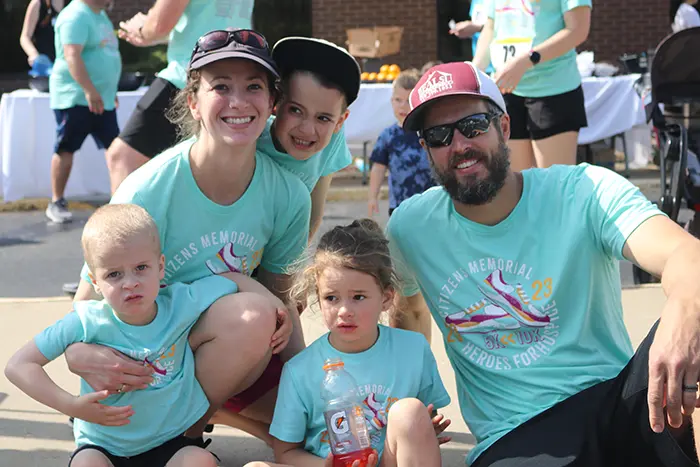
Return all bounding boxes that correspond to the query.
[376,72,387,82]
[389,64,400,74]
[368,72,378,81]
[380,64,390,74]
[361,72,370,81]
[385,73,396,82]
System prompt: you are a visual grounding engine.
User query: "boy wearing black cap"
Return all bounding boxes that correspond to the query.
[256,37,361,238]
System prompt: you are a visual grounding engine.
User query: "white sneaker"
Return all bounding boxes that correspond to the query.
[45,198,73,223]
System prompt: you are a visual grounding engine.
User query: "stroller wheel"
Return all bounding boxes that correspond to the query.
[633,265,658,285]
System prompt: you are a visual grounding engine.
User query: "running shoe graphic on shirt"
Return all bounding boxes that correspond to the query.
[362,393,388,432]
[481,270,550,327]
[205,242,250,275]
[445,269,550,334]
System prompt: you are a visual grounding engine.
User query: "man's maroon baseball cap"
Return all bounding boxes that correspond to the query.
[402,61,507,131]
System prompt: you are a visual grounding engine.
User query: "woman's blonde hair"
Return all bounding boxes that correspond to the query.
[290,219,398,308]
[165,66,281,142]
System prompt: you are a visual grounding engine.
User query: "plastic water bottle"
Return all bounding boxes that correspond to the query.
[29,54,53,78]
[321,358,373,467]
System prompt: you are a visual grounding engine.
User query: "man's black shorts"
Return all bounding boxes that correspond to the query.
[472,320,699,467]
[69,434,205,467]
[118,77,180,159]
[504,86,588,141]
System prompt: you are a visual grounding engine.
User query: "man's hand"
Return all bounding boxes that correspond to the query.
[427,403,452,445]
[69,390,134,426]
[85,90,104,114]
[647,293,700,433]
[449,20,483,39]
[65,343,153,393]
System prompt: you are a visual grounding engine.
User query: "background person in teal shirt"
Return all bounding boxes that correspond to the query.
[391,61,700,466]
[473,0,591,172]
[105,0,255,194]
[46,0,121,225]
[449,0,494,74]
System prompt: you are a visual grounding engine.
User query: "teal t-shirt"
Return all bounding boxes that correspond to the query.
[270,325,450,461]
[34,276,237,457]
[80,138,310,284]
[49,0,121,110]
[386,164,663,464]
[487,0,592,97]
[257,117,353,192]
[157,0,254,89]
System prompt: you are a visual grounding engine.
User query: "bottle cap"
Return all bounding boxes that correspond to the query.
[323,358,344,371]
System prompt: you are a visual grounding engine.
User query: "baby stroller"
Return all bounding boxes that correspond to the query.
[633,27,700,284]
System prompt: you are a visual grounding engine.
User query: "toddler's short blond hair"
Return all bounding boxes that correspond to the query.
[393,68,421,92]
[81,204,161,272]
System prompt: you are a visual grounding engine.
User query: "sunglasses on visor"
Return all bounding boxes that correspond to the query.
[192,29,269,58]
[421,112,499,148]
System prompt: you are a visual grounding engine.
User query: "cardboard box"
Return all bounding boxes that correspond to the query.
[346,27,403,58]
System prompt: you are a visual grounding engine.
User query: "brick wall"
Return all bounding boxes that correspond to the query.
[582,0,671,64]
[311,0,438,71]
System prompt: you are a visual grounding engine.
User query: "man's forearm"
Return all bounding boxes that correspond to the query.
[661,238,700,301]
[66,56,98,95]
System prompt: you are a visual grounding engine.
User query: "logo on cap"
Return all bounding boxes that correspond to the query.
[417,71,454,103]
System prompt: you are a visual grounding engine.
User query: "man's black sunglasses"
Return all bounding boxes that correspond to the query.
[420,112,500,148]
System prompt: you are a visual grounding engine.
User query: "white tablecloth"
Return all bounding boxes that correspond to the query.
[345,74,648,146]
[0,89,144,202]
[0,75,647,202]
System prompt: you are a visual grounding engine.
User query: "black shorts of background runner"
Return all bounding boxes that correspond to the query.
[118,78,180,159]
[472,320,699,467]
[504,86,588,141]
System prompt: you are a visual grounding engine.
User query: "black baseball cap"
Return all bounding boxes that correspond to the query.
[188,29,280,79]
[272,37,361,105]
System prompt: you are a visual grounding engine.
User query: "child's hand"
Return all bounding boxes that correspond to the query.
[427,403,452,445]
[85,90,104,115]
[270,307,292,354]
[324,450,379,467]
[70,390,134,426]
[368,198,380,217]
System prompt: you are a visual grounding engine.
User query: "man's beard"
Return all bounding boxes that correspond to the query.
[429,136,510,206]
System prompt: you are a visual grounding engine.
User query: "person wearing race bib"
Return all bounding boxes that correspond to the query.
[473,0,591,171]
[106,0,255,194]
[390,61,700,466]
[449,0,494,74]
[67,29,311,447]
